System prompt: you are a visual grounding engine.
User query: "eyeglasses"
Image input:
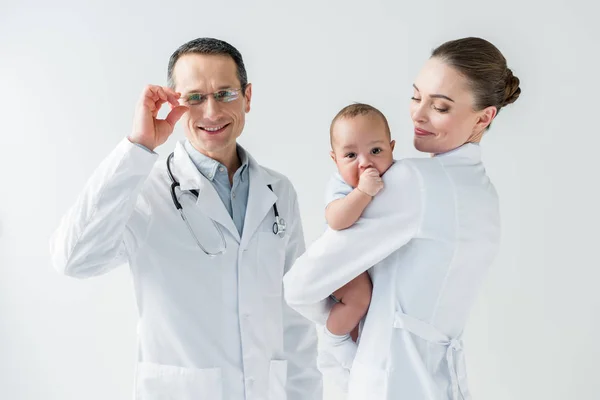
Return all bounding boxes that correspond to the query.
[180,88,243,106]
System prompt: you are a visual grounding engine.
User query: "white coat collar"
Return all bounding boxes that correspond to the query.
[172,141,205,191]
[434,143,482,163]
[239,151,280,250]
[170,141,280,245]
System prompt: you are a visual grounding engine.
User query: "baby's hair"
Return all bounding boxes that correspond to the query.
[330,103,391,147]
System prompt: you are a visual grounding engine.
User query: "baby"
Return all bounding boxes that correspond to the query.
[322,103,395,368]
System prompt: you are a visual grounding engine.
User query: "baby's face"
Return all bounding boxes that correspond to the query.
[330,113,395,188]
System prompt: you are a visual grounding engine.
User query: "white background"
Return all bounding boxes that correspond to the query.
[1,0,598,399]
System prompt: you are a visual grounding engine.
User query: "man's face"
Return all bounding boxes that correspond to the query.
[173,53,252,158]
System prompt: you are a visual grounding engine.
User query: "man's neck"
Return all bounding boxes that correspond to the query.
[191,141,241,183]
[208,148,241,174]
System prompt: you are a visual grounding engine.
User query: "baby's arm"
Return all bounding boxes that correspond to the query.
[326,168,383,230]
[326,191,372,230]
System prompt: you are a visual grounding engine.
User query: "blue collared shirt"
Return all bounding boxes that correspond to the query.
[183,140,250,235]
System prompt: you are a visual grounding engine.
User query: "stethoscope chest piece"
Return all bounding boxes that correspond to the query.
[273,216,286,238]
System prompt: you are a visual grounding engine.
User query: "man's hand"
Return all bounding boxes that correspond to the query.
[357,167,384,197]
[129,85,188,151]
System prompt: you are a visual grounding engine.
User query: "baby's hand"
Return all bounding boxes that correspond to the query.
[357,167,383,197]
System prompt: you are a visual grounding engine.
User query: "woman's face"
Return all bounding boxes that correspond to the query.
[409,57,496,154]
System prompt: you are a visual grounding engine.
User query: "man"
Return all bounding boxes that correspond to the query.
[50,37,321,400]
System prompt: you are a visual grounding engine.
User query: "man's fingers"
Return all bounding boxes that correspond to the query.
[163,87,179,97]
[141,96,158,112]
[156,87,168,102]
[167,93,181,107]
[163,87,181,106]
[152,86,180,107]
[144,85,173,108]
[165,105,189,127]
[144,85,161,99]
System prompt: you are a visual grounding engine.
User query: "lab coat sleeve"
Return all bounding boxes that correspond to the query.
[282,184,324,400]
[49,138,158,278]
[283,160,423,322]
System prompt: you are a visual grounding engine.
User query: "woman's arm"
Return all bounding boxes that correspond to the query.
[283,160,422,324]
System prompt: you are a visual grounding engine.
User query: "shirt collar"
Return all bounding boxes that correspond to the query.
[184,140,249,181]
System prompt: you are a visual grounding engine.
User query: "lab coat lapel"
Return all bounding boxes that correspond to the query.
[240,153,278,250]
[172,142,241,243]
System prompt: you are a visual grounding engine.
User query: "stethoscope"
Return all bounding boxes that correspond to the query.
[166,152,286,257]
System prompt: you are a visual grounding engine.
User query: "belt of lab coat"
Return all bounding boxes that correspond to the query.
[393,312,469,400]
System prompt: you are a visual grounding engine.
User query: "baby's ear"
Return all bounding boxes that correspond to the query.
[329,151,336,162]
[390,140,396,151]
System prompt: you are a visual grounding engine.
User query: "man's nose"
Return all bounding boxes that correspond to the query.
[202,96,221,120]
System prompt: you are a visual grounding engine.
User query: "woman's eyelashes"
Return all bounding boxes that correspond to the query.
[412,96,449,113]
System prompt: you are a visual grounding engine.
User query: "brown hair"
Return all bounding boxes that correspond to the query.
[432,37,521,124]
[167,38,248,92]
[330,103,391,146]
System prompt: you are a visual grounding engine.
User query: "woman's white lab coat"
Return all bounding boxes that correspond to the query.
[284,143,500,400]
[49,138,322,400]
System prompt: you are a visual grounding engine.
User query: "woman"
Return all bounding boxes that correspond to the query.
[283,37,521,400]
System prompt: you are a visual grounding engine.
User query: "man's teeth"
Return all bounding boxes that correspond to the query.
[201,125,225,132]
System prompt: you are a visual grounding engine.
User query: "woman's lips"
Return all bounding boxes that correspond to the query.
[414,127,435,136]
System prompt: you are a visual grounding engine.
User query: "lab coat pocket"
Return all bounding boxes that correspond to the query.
[348,360,388,400]
[135,362,222,400]
[268,359,288,400]
[257,232,286,296]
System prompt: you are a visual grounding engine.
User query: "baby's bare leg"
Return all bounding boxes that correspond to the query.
[320,272,372,369]
[326,272,373,335]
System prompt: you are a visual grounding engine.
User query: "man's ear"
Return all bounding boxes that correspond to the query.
[244,83,252,113]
